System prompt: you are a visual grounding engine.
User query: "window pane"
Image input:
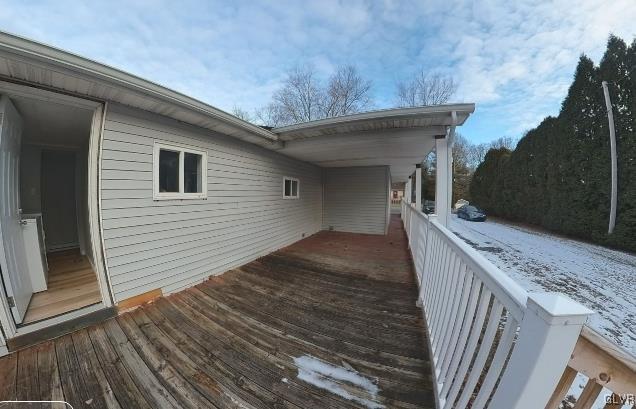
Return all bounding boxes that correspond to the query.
[284,179,291,197]
[159,149,179,192]
[184,152,202,193]
[291,180,298,197]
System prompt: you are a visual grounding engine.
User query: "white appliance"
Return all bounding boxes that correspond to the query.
[21,213,49,292]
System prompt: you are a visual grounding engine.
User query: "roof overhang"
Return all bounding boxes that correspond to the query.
[273,104,475,181]
[0,31,280,148]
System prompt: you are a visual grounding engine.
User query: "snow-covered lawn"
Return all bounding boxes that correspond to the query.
[450,215,636,357]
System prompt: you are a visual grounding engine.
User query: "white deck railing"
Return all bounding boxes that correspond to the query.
[401,200,597,409]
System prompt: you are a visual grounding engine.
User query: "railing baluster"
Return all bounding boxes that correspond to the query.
[439,267,473,381]
[455,301,505,408]
[471,313,519,409]
[417,218,428,284]
[440,274,482,399]
[430,240,450,347]
[432,252,459,357]
[437,261,467,372]
[428,238,448,339]
[424,234,441,314]
[444,288,493,408]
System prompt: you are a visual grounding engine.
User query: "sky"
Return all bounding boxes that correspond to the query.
[0,0,634,144]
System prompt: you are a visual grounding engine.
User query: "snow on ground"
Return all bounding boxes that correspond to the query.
[450,215,636,357]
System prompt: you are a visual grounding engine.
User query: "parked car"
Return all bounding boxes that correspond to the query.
[422,200,435,214]
[457,205,487,222]
[454,199,469,212]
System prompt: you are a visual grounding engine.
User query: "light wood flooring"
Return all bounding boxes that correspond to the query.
[1,216,434,408]
[23,249,101,324]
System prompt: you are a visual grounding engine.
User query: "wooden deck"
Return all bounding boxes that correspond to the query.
[0,215,434,408]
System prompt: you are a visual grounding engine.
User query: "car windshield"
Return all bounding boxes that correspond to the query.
[464,206,481,212]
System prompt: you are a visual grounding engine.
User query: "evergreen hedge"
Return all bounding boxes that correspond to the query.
[469,35,636,252]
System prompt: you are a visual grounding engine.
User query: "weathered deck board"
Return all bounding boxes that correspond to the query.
[0,215,434,408]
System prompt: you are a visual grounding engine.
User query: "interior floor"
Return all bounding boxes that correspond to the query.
[23,249,101,324]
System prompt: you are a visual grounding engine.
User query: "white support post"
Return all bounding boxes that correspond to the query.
[415,164,422,212]
[407,176,412,204]
[435,135,451,226]
[489,293,593,409]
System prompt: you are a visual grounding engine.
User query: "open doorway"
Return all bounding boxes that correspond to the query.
[0,86,106,327]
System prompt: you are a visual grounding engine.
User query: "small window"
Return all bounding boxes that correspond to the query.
[154,142,207,200]
[283,177,299,199]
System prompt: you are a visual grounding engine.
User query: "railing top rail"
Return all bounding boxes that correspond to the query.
[409,204,430,222]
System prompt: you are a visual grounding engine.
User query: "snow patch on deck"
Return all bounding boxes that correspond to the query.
[293,355,384,409]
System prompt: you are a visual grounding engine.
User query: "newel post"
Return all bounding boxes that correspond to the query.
[489,293,593,409]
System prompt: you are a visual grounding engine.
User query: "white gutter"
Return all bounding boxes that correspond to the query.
[273,104,475,135]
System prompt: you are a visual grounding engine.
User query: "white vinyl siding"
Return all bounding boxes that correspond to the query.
[322,166,389,235]
[100,104,322,302]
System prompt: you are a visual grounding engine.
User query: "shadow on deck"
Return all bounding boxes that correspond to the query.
[0,215,434,408]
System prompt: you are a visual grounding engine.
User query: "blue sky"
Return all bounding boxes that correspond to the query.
[0,0,634,144]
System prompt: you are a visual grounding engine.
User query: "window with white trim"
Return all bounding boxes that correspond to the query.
[153,142,207,200]
[283,177,299,199]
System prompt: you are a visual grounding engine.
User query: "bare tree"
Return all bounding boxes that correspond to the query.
[255,64,373,127]
[322,65,372,117]
[254,103,285,128]
[231,105,252,122]
[462,136,518,172]
[452,134,471,174]
[488,136,517,151]
[272,65,323,125]
[466,143,489,172]
[396,71,457,107]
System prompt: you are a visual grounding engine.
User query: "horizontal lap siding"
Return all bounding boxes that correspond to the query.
[322,166,388,235]
[100,104,322,302]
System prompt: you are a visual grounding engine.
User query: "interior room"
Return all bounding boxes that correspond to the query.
[14,94,100,324]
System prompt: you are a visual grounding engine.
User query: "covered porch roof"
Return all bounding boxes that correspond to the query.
[274,104,475,181]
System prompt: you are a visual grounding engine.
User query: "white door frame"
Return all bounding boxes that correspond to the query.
[0,81,112,339]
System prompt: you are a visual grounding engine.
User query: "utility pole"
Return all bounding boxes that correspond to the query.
[601,81,617,234]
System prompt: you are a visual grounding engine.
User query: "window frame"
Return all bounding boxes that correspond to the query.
[282,176,300,199]
[153,141,207,200]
